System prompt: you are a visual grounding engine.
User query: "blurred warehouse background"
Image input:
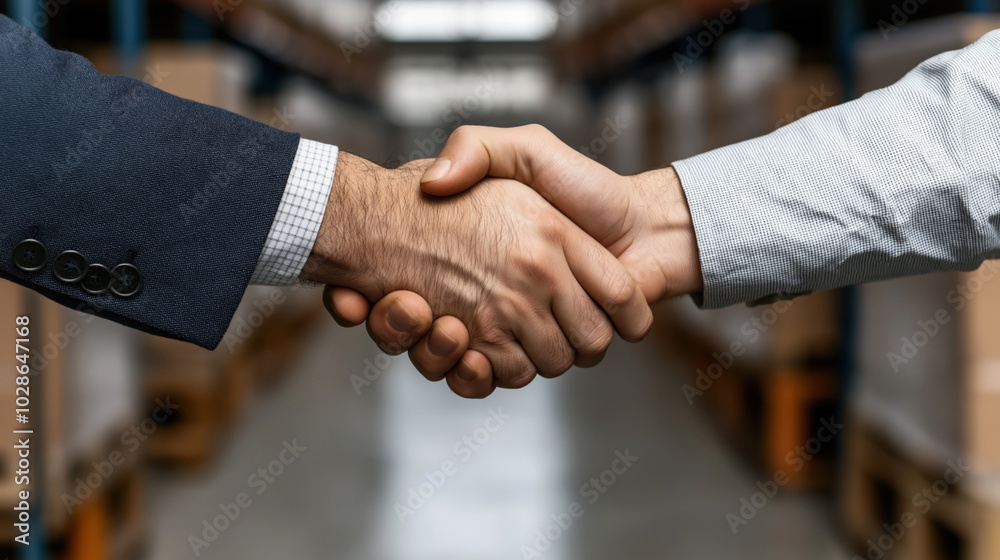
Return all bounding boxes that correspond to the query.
[2,0,1000,558]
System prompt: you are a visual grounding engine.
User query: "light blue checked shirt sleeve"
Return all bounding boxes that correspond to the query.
[249,139,339,286]
[673,30,1000,308]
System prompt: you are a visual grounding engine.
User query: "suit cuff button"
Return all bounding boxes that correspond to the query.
[12,239,48,272]
[81,264,112,295]
[110,264,143,298]
[53,250,89,283]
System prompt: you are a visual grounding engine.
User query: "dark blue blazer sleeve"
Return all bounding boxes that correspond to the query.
[0,15,301,349]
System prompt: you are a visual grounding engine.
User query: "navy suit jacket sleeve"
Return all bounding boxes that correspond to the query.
[0,15,301,349]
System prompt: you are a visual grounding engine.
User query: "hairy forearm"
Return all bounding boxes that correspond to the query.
[301,152,393,294]
[300,153,487,315]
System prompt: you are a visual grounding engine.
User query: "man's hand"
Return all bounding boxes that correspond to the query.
[420,125,703,301]
[303,152,653,392]
[326,126,704,397]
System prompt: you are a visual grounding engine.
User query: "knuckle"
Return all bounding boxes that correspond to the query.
[571,318,614,357]
[475,320,508,348]
[451,125,478,144]
[602,269,636,313]
[534,210,566,241]
[515,249,558,286]
[536,330,576,378]
[543,350,575,379]
[524,123,552,139]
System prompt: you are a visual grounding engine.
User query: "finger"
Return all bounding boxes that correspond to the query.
[509,305,575,380]
[323,286,372,327]
[551,279,613,368]
[475,334,539,390]
[563,231,654,343]
[445,350,495,399]
[365,291,434,355]
[408,316,470,382]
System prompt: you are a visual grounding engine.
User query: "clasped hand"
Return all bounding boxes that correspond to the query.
[305,125,703,398]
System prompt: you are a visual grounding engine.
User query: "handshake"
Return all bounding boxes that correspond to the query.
[300,125,704,399]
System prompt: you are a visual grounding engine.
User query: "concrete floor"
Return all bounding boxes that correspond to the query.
[146,310,852,560]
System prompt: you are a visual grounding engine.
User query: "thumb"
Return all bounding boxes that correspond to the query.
[419,127,495,196]
[419,125,613,207]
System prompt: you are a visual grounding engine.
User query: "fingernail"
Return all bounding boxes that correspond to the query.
[457,362,476,382]
[420,158,452,183]
[427,327,459,357]
[388,300,418,333]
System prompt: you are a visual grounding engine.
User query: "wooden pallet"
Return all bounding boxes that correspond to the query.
[704,364,840,490]
[841,417,1000,560]
[656,299,842,490]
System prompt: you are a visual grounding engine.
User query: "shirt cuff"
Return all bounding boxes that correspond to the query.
[672,133,814,309]
[249,138,339,286]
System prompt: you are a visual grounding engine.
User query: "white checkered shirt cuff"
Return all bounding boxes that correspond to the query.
[249,138,339,286]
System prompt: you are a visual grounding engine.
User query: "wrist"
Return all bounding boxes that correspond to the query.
[631,166,704,299]
[301,153,400,296]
